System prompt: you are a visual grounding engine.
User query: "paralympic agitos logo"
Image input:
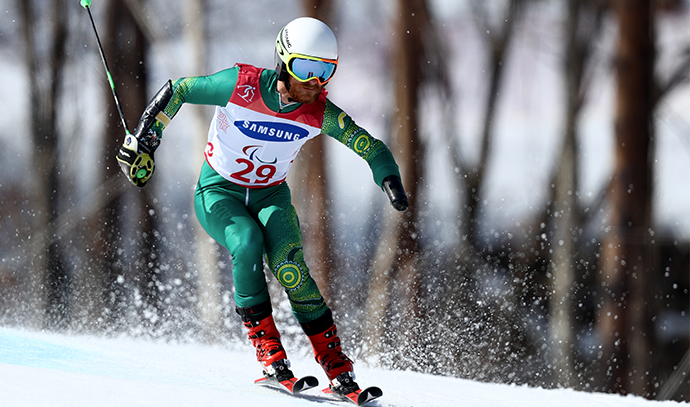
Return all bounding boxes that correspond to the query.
[234,120,309,142]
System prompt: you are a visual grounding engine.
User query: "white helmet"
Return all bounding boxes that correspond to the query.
[275,17,339,85]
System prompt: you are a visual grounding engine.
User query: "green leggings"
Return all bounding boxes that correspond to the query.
[194,161,328,323]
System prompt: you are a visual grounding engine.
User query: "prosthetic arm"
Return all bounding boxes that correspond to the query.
[382,175,409,212]
[116,80,173,187]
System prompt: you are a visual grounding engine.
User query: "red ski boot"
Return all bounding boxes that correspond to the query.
[238,305,293,381]
[301,310,358,395]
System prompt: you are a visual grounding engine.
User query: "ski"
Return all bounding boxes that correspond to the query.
[323,385,383,406]
[255,374,319,395]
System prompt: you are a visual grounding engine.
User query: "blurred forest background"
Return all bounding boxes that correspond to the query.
[1,0,690,402]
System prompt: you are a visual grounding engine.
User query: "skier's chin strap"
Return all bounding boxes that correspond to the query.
[279,95,298,110]
[277,79,298,110]
[277,61,291,91]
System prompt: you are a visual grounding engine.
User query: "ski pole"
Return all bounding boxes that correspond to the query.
[80,0,131,135]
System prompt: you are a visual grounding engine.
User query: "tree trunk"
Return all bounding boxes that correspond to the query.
[461,0,523,254]
[88,0,154,330]
[181,0,225,341]
[598,0,656,396]
[363,0,424,369]
[550,0,605,388]
[18,0,70,330]
[550,114,578,388]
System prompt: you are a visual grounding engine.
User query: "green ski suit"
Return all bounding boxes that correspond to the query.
[155,64,400,324]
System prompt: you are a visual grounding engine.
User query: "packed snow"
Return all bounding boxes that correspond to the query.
[0,327,681,407]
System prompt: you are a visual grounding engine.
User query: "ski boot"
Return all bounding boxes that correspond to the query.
[301,309,358,395]
[237,303,294,381]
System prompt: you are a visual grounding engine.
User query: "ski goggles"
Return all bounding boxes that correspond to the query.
[285,54,338,85]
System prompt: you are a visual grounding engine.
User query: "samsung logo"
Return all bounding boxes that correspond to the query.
[234,120,309,142]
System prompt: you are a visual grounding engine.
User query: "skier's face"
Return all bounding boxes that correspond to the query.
[287,76,323,104]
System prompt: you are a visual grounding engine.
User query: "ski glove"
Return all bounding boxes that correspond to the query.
[116,131,158,187]
[382,175,409,212]
[116,80,173,187]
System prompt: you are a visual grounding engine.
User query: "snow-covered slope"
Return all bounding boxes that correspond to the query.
[0,327,681,407]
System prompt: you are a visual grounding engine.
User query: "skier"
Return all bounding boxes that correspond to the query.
[116,17,408,395]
